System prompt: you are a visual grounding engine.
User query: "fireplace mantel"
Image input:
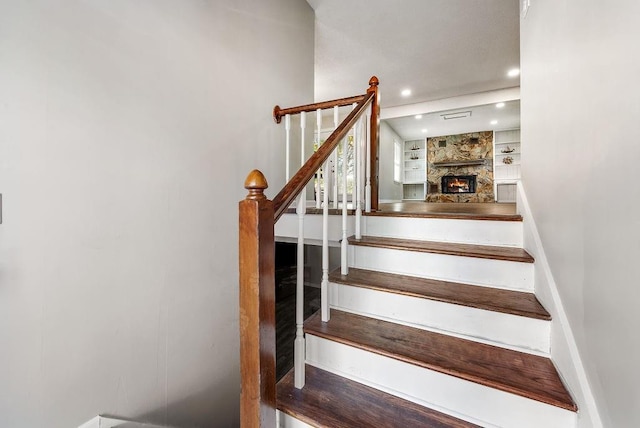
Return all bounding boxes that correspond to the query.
[432,159,486,167]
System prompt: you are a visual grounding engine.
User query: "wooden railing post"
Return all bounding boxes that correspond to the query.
[239,170,276,428]
[367,76,380,211]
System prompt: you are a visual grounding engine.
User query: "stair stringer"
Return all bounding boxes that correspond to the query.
[517,182,603,428]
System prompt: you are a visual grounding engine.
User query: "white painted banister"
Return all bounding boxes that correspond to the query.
[365,111,372,213]
[285,114,291,180]
[267,81,378,395]
[332,106,339,209]
[316,108,322,209]
[321,155,330,322]
[355,113,363,240]
[240,80,379,422]
[340,108,350,275]
[294,112,306,388]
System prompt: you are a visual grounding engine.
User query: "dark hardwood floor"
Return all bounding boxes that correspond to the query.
[289,201,518,220]
[376,201,517,218]
[276,270,321,380]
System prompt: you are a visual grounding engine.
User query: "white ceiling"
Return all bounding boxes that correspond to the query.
[307,0,520,108]
[385,100,520,141]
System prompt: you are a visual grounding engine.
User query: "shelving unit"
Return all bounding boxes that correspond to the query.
[402,139,426,200]
[493,129,521,203]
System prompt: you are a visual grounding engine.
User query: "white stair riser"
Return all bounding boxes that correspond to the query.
[275,213,354,245]
[364,216,523,247]
[349,246,534,291]
[329,282,550,354]
[306,336,576,428]
[277,411,313,428]
[78,417,170,428]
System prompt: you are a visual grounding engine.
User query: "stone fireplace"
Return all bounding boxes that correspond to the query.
[425,130,495,203]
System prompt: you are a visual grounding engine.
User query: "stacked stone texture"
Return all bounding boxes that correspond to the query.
[425,131,495,203]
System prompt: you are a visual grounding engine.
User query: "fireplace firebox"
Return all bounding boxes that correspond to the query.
[441,175,477,194]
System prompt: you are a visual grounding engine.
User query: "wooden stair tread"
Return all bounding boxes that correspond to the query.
[277,364,479,428]
[365,210,523,222]
[329,268,550,320]
[348,235,534,263]
[305,310,576,411]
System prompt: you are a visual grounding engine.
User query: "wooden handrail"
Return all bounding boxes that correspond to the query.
[272,91,374,222]
[273,94,367,124]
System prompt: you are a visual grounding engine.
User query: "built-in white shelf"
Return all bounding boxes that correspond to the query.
[494,129,521,203]
[402,139,426,200]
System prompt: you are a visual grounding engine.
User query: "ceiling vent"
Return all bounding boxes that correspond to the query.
[441,111,472,120]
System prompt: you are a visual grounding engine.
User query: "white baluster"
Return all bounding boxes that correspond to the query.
[321,155,330,322]
[316,108,322,209]
[294,112,306,389]
[340,121,349,276]
[300,111,306,168]
[355,112,363,240]
[332,106,339,209]
[365,112,372,213]
[285,114,291,180]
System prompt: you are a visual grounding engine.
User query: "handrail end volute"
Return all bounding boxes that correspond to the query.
[244,170,269,200]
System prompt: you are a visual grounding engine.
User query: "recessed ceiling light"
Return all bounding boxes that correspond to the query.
[421,128,428,133]
[415,114,423,119]
[496,102,505,108]
[490,120,498,125]
[401,89,411,97]
[507,68,520,77]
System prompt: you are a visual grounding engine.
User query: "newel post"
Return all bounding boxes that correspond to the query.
[239,170,276,428]
[368,76,380,211]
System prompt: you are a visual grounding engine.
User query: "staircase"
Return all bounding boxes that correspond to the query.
[275,211,578,427]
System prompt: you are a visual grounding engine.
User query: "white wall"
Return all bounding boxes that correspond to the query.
[378,121,403,201]
[0,1,314,427]
[520,1,640,426]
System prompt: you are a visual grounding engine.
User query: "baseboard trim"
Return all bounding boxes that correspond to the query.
[516,181,603,428]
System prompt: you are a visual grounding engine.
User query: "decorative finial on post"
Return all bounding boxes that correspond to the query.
[273,105,282,124]
[244,170,269,200]
[368,76,379,91]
